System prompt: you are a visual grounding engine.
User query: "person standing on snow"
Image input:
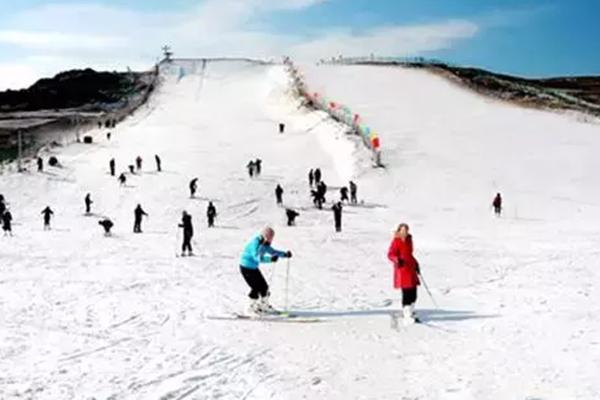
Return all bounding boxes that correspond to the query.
[155,154,162,172]
[118,173,127,186]
[340,187,349,203]
[2,209,13,236]
[247,160,255,178]
[85,193,93,214]
[349,181,358,204]
[255,159,262,176]
[37,157,44,172]
[275,184,284,205]
[308,169,314,187]
[0,195,7,216]
[109,158,116,177]
[239,226,292,314]
[314,168,322,185]
[133,204,148,233]
[179,211,194,256]
[493,193,502,216]
[332,202,343,232]
[189,178,198,198]
[135,156,143,171]
[286,208,299,226]
[207,202,217,228]
[41,206,54,230]
[387,223,421,325]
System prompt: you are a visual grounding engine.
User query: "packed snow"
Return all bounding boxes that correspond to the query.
[1,59,599,399]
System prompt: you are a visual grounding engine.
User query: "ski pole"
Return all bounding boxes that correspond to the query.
[418,271,439,309]
[285,258,291,311]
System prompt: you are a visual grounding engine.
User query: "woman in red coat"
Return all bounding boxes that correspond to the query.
[387,223,420,324]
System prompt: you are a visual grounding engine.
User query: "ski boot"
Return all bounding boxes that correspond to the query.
[258,296,278,315]
[402,306,416,326]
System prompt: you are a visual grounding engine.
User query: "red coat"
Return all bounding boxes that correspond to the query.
[387,235,420,289]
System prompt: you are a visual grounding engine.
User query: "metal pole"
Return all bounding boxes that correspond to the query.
[418,271,439,309]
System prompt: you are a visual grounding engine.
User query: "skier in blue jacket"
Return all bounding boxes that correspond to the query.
[240,226,292,314]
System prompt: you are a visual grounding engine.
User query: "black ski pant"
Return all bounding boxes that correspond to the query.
[133,219,142,233]
[208,217,214,227]
[402,287,417,306]
[182,233,193,253]
[334,216,342,232]
[240,266,269,299]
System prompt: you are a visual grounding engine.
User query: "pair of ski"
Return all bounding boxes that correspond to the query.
[208,310,322,324]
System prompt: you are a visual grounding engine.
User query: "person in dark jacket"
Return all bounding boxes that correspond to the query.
[340,187,349,203]
[279,123,285,134]
[275,184,284,205]
[317,181,327,203]
[311,189,324,209]
[247,161,255,178]
[0,195,6,216]
[286,208,299,226]
[128,165,135,174]
[308,169,314,187]
[37,157,43,172]
[349,181,358,204]
[179,211,194,256]
[133,204,148,233]
[189,178,198,198]
[2,210,13,236]
[255,159,262,176]
[118,173,127,186]
[207,202,217,228]
[99,219,114,236]
[106,132,112,141]
[314,168,322,185]
[85,193,93,214]
[332,202,343,232]
[42,206,54,230]
[493,193,502,216]
[109,158,116,176]
[155,154,162,172]
[135,156,143,171]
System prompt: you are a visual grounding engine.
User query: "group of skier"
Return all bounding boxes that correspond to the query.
[246,159,263,178]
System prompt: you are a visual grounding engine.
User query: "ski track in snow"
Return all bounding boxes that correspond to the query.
[1,60,599,399]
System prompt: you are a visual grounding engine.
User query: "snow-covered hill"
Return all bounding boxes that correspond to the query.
[1,60,599,399]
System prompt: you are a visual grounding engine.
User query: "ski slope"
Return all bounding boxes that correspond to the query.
[1,59,600,399]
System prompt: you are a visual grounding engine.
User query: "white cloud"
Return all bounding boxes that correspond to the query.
[0,1,479,90]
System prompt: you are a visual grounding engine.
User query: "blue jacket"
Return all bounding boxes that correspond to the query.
[240,235,287,269]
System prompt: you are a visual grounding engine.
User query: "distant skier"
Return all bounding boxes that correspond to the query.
[179,211,194,256]
[37,157,43,172]
[239,226,292,314]
[2,209,13,236]
[128,165,135,174]
[317,181,327,202]
[332,202,343,232]
[349,181,358,204]
[311,189,324,209]
[493,193,502,216]
[0,195,6,216]
[189,178,198,198]
[133,204,148,233]
[109,158,116,176]
[340,187,349,203]
[275,184,284,205]
[98,218,114,236]
[106,132,111,141]
[41,206,54,230]
[314,168,322,185]
[135,156,143,171]
[279,122,285,134]
[155,154,162,172]
[118,173,127,186]
[85,193,93,214]
[207,201,217,228]
[247,161,255,178]
[387,223,421,326]
[286,208,299,226]
[255,159,262,176]
[308,169,314,187]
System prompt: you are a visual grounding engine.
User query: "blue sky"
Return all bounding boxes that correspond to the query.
[0,0,598,89]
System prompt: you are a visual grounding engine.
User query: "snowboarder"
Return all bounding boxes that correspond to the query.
[493,193,502,216]
[247,161,255,178]
[179,211,194,256]
[41,206,54,230]
[255,159,262,176]
[279,122,285,134]
[387,223,421,326]
[135,156,142,171]
[118,173,127,186]
[308,169,314,187]
[314,168,322,185]
[109,158,116,176]
[2,209,13,236]
[349,181,357,204]
[98,218,114,236]
[332,202,343,232]
[286,208,299,226]
[155,154,162,172]
[275,184,284,205]
[189,178,198,198]
[340,187,349,203]
[85,193,93,214]
[133,204,148,233]
[239,226,292,314]
[207,202,217,228]
[37,157,43,172]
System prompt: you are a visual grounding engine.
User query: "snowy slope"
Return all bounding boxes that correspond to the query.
[1,60,599,399]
